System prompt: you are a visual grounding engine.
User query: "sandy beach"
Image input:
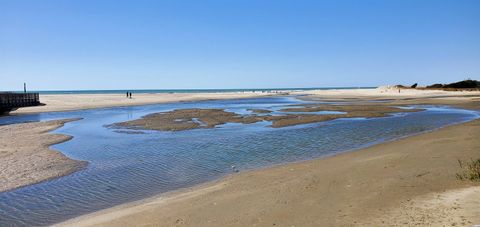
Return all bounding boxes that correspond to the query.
[1,88,479,226]
[9,87,480,115]
[57,117,480,227]
[10,92,279,114]
[293,86,480,99]
[0,119,86,192]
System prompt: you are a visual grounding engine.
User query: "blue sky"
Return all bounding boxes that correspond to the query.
[1,0,479,90]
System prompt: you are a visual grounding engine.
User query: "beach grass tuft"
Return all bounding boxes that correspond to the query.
[456,158,480,181]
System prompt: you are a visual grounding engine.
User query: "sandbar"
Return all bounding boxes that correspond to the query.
[112,105,422,131]
[0,119,86,192]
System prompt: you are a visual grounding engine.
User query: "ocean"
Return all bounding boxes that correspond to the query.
[7,87,374,95]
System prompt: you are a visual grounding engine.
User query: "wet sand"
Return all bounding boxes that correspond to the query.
[112,109,262,131]
[57,117,480,226]
[112,105,422,131]
[0,119,86,192]
[271,105,423,128]
[247,109,273,114]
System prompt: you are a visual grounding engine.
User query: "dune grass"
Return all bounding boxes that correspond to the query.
[456,158,480,181]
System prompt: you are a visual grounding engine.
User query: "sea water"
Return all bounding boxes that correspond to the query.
[5,87,374,95]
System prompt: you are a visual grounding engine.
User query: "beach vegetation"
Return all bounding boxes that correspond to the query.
[456,158,480,181]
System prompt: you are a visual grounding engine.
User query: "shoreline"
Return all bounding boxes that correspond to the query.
[57,117,480,226]
[292,87,480,98]
[1,89,478,225]
[8,88,480,115]
[10,92,281,115]
[0,118,87,192]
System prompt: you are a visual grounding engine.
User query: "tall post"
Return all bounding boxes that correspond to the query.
[24,83,26,93]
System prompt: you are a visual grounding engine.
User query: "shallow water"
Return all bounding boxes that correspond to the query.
[0,97,478,226]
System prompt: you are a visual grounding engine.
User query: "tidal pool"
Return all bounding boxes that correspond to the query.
[0,97,478,226]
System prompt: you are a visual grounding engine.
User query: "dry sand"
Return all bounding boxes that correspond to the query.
[10,87,480,115]
[11,92,278,114]
[293,86,480,99]
[0,119,86,192]
[57,118,480,227]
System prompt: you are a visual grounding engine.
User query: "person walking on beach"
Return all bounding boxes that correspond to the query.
[126,92,129,98]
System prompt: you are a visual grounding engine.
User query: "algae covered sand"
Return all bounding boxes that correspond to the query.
[112,108,264,131]
[112,104,423,131]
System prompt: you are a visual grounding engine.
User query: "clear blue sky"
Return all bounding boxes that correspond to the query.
[1,0,479,90]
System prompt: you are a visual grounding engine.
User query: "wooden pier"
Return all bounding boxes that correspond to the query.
[0,92,41,114]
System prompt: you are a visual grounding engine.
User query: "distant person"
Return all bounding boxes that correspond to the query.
[129,92,132,99]
[126,92,129,98]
